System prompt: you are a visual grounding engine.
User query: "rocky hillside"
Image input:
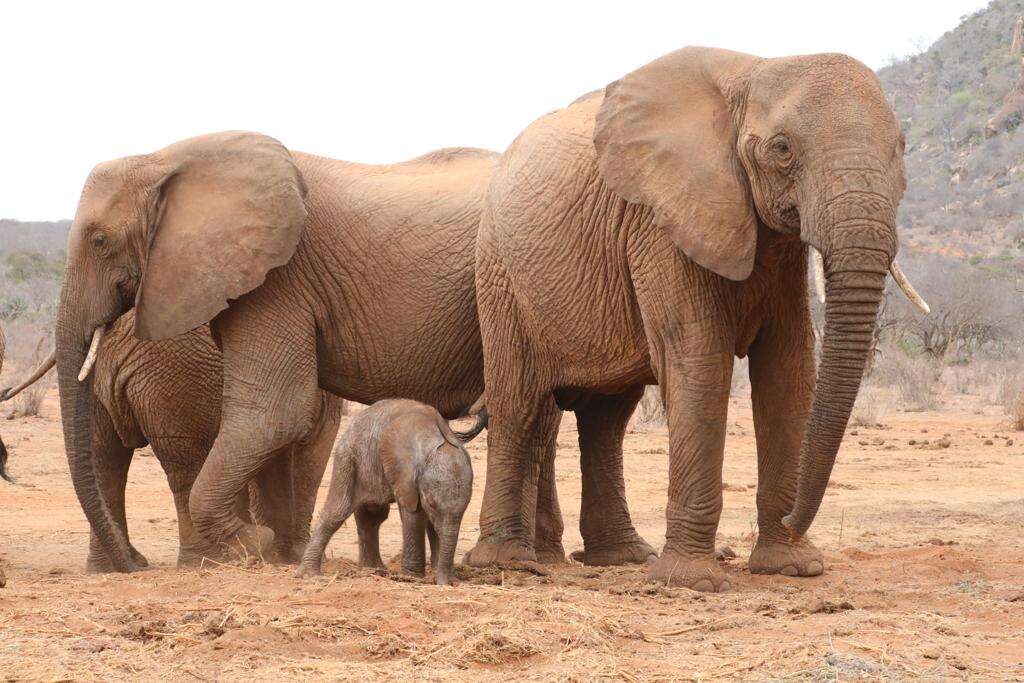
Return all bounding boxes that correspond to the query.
[879,0,1024,261]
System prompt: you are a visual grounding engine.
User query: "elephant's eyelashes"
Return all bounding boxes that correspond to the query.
[90,232,111,255]
[768,135,794,166]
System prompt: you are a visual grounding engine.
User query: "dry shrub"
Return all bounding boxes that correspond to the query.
[850,386,886,427]
[997,371,1024,430]
[444,619,542,666]
[873,351,941,411]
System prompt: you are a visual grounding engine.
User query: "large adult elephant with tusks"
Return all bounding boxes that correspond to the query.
[54,139,529,572]
[463,47,929,591]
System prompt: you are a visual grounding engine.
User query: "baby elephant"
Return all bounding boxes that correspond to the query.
[295,399,482,585]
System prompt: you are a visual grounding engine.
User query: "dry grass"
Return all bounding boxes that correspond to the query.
[997,370,1024,430]
[873,352,942,411]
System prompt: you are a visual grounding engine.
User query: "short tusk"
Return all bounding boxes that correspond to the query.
[78,327,104,382]
[810,248,826,304]
[889,261,930,314]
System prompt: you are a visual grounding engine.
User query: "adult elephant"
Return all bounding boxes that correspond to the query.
[4,311,341,570]
[55,139,577,571]
[465,47,927,591]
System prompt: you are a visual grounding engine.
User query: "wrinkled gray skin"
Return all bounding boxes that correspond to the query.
[55,138,530,572]
[295,400,475,586]
[467,47,909,592]
[5,310,342,569]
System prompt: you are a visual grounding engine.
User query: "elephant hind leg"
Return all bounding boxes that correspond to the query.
[570,386,657,567]
[356,504,389,569]
[86,405,147,572]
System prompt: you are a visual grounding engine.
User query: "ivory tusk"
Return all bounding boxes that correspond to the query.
[78,327,104,382]
[810,248,826,304]
[889,261,930,314]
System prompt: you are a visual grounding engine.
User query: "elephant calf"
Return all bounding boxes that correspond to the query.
[296,399,483,585]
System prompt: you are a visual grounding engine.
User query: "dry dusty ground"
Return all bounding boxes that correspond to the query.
[0,386,1022,681]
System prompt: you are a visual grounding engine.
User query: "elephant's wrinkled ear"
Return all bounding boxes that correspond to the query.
[594,47,761,281]
[133,131,308,340]
[382,451,420,512]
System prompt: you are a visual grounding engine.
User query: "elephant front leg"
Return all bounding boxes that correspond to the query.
[355,504,389,569]
[534,438,567,564]
[646,350,734,592]
[572,387,657,566]
[188,310,321,560]
[464,394,562,567]
[747,313,824,577]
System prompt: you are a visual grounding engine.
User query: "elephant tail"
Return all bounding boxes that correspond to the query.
[449,395,488,443]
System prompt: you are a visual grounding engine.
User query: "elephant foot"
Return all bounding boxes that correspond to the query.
[748,537,824,577]
[176,543,223,568]
[293,563,322,579]
[86,545,149,573]
[269,537,309,565]
[222,523,275,562]
[463,536,537,567]
[571,536,658,566]
[535,539,568,565]
[647,550,732,592]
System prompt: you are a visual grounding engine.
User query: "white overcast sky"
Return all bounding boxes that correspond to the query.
[2,0,989,220]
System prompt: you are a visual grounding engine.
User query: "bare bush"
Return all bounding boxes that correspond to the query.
[9,334,50,418]
[873,350,942,411]
[997,371,1024,430]
[850,386,888,427]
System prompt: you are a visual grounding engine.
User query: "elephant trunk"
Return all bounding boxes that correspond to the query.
[434,519,462,586]
[785,189,895,539]
[56,293,135,572]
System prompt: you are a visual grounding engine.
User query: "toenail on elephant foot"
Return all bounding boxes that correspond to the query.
[748,538,824,577]
[463,537,537,567]
[572,538,658,566]
[646,550,732,592]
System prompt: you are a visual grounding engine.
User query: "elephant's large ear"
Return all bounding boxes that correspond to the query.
[133,131,307,340]
[594,47,761,281]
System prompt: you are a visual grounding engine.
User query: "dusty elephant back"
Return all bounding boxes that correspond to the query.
[275,151,495,416]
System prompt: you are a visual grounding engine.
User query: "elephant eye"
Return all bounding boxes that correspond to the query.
[770,137,792,157]
[91,232,109,250]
